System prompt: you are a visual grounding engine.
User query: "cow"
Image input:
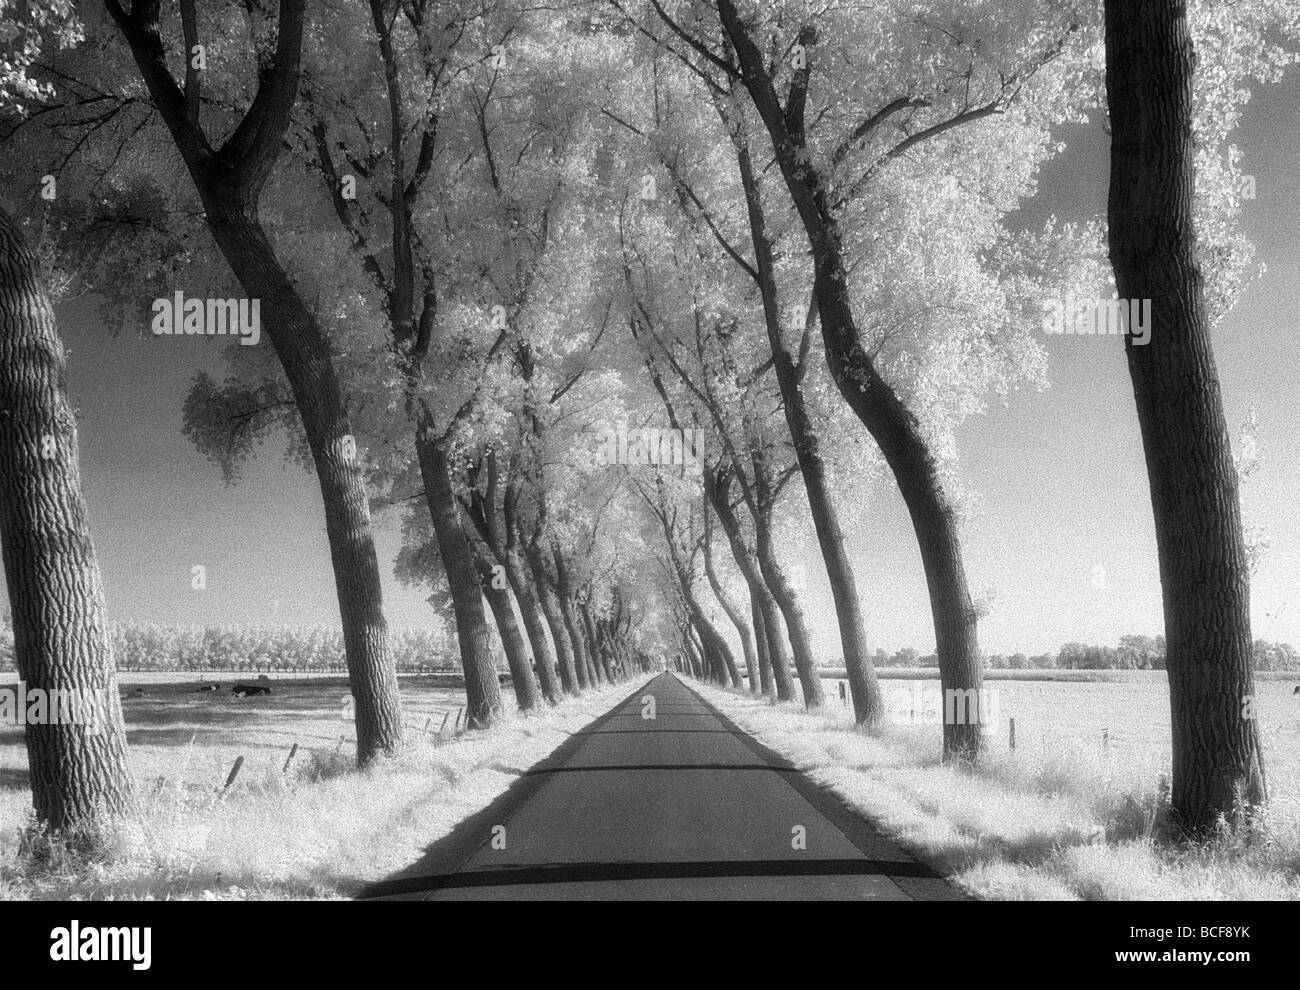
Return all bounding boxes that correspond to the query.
[231,684,272,698]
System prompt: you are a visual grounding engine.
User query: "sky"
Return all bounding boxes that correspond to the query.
[4,66,1298,659]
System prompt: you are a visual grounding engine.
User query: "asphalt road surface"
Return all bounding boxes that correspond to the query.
[359,672,967,901]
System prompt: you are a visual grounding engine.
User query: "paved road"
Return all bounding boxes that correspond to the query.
[360,672,966,901]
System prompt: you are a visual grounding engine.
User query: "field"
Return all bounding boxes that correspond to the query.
[819,675,1300,817]
[1,673,476,800]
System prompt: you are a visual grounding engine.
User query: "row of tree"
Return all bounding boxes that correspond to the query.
[619,0,1288,834]
[0,0,1294,839]
[877,636,1300,672]
[0,617,459,673]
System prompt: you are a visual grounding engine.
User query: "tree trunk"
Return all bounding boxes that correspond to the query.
[0,206,135,830]
[417,433,502,728]
[471,543,540,711]
[748,592,769,695]
[1104,0,1266,832]
[817,282,982,754]
[552,550,594,689]
[581,602,614,683]
[108,0,404,765]
[679,575,740,687]
[581,612,604,684]
[735,134,883,725]
[703,509,756,690]
[684,628,705,680]
[699,611,741,686]
[706,474,794,699]
[503,546,560,703]
[754,511,825,708]
[687,622,717,683]
[205,207,405,762]
[565,601,591,690]
[527,544,578,693]
[758,586,795,700]
[717,0,984,757]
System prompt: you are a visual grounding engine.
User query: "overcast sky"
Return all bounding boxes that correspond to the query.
[7,68,1297,659]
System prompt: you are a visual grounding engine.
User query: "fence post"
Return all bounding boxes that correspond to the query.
[222,756,245,794]
[1009,718,1016,752]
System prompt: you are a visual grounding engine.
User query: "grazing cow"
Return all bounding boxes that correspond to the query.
[231,684,272,698]
[1293,686,1299,695]
[196,684,220,693]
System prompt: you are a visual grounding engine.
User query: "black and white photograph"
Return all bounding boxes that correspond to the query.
[0,0,1295,968]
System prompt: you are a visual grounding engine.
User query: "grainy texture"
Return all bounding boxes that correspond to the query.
[701,508,758,689]
[0,205,135,827]
[472,542,540,711]
[716,0,983,756]
[734,126,884,726]
[418,435,503,728]
[526,541,579,695]
[106,0,404,763]
[1104,0,1266,831]
[706,469,793,700]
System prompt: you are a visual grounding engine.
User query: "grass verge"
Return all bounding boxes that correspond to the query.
[690,678,1300,900]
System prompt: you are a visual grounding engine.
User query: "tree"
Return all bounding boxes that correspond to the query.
[624,0,1099,756]
[640,70,884,718]
[1057,642,1087,670]
[100,0,404,762]
[0,204,134,830]
[1104,0,1266,832]
[0,0,133,834]
[463,448,558,704]
[891,647,919,669]
[621,207,815,705]
[701,502,757,689]
[728,120,882,724]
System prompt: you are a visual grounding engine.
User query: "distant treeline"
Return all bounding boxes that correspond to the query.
[877,635,1300,672]
[0,621,456,673]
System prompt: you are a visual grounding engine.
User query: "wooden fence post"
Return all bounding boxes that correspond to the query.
[222,756,245,794]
